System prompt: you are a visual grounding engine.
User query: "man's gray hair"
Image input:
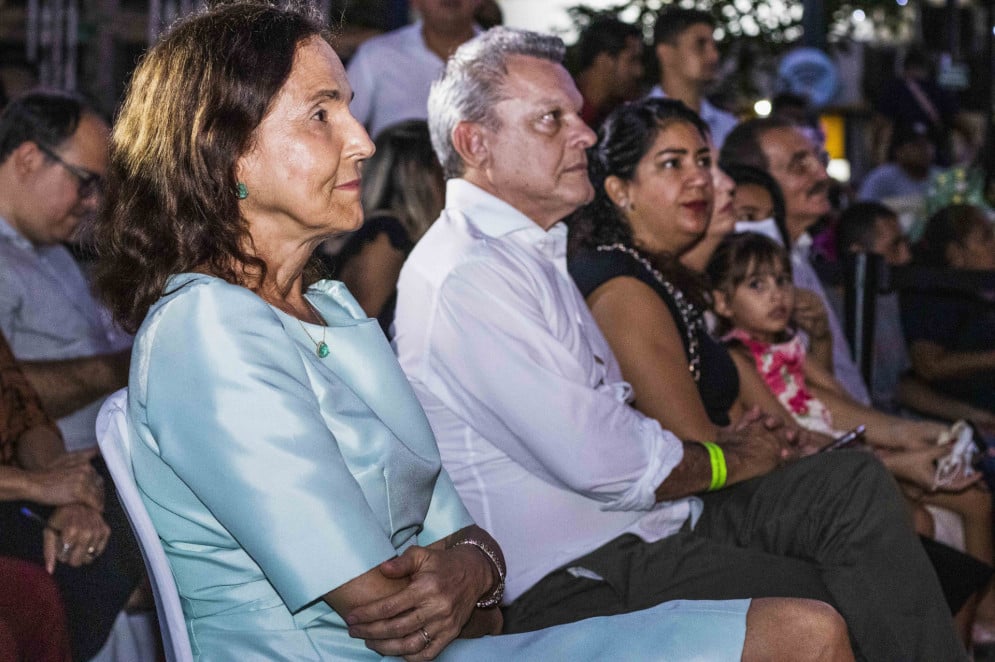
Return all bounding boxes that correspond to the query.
[428,27,565,179]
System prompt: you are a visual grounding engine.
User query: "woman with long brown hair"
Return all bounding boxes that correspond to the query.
[93,4,766,659]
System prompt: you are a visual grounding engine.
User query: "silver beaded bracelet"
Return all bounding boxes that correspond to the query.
[453,538,506,608]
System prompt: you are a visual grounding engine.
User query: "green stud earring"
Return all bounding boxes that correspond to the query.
[236,182,249,200]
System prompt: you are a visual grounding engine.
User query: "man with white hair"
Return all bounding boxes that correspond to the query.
[394,26,964,661]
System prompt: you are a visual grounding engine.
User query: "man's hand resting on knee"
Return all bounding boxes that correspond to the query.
[718,407,800,484]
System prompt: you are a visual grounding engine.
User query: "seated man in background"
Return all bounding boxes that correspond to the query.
[0,91,131,453]
[721,117,873,405]
[571,16,645,129]
[835,201,995,429]
[394,26,964,661]
[858,122,938,205]
[0,329,143,661]
[347,0,480,139]
[648,8,737,147]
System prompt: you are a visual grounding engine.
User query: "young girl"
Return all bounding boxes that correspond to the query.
[707,232,954,450]
[707,232,838,435]
[707,231,993,645]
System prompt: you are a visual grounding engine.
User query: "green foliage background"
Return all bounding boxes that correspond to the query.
[565,0,910,53]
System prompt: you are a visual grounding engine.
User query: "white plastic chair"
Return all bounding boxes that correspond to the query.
[97,389,194,662]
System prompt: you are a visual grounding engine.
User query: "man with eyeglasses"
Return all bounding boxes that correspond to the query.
[721,117,873,406]
[0,91,131,452]
[0,91,143,660]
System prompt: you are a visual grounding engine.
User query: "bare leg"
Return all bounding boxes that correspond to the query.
[743,598,854,662]
[923,488,994,646]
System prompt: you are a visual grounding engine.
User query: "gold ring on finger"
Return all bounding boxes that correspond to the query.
[419,627,432,650]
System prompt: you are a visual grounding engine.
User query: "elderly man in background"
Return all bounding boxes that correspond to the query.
[347,0,480,139]
[648,7,737,147]
[721,117,873,405]
[0,91,130,453]
[394,26,964,662]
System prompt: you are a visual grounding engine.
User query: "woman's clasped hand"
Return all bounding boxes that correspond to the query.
[344,541,502,659]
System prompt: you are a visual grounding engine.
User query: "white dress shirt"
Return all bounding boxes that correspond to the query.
[0,216,131,450]
[394,179,698,603]
[647,85,738,148]
[346,22,445,140]
[791,233,872,405]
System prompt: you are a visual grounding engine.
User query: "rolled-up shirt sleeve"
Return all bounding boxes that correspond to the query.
[425,256,684,512]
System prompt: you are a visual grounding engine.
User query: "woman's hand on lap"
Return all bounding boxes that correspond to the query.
[879,445,982,493]
[793,428,835,456]
[42,504,110,573]
[346,544,495,660]
[892,420,946,450]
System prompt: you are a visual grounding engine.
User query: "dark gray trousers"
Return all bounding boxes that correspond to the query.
[504,451,966,662]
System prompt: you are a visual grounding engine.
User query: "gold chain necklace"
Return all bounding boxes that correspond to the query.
[297,299,329,358]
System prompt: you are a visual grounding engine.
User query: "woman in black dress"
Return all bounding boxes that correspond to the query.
[568,98,802,442]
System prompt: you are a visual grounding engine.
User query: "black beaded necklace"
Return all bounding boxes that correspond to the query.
[595,243,703,383]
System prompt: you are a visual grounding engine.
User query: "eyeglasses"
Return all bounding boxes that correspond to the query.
[781,149,830,177]
[35,142,104,199]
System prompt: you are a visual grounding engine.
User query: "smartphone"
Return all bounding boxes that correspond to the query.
[820,425,866,453]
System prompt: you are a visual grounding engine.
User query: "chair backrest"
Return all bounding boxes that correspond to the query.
[97,389,194,662]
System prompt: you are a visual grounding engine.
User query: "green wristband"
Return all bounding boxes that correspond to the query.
[699,441,727,491]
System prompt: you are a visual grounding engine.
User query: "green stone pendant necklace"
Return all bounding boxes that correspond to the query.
[298,301,329,358]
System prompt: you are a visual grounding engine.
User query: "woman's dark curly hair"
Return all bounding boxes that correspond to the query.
[93,1,326,333]
[567,97,711,304]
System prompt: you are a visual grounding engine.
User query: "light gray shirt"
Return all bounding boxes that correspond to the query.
[346,22,478,140]
[791,233,872,405]
[0,216,131,450]
[647,85,738,148]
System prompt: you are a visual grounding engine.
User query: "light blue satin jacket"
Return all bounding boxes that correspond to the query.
[126,274,748,661]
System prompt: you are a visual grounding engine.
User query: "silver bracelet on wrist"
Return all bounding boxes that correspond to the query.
[453,538,506,608]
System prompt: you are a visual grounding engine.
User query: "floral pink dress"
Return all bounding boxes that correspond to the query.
[724,329,840,436]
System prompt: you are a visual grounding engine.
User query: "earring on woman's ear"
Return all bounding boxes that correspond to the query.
[236,182,249,200]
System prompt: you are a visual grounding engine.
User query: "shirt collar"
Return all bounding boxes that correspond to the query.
[645,86,721,122]
[445,178,568,260]
[0,215,33,252]
[415,21,483,57]
[699,98,721,122]
[793,231,813,258]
